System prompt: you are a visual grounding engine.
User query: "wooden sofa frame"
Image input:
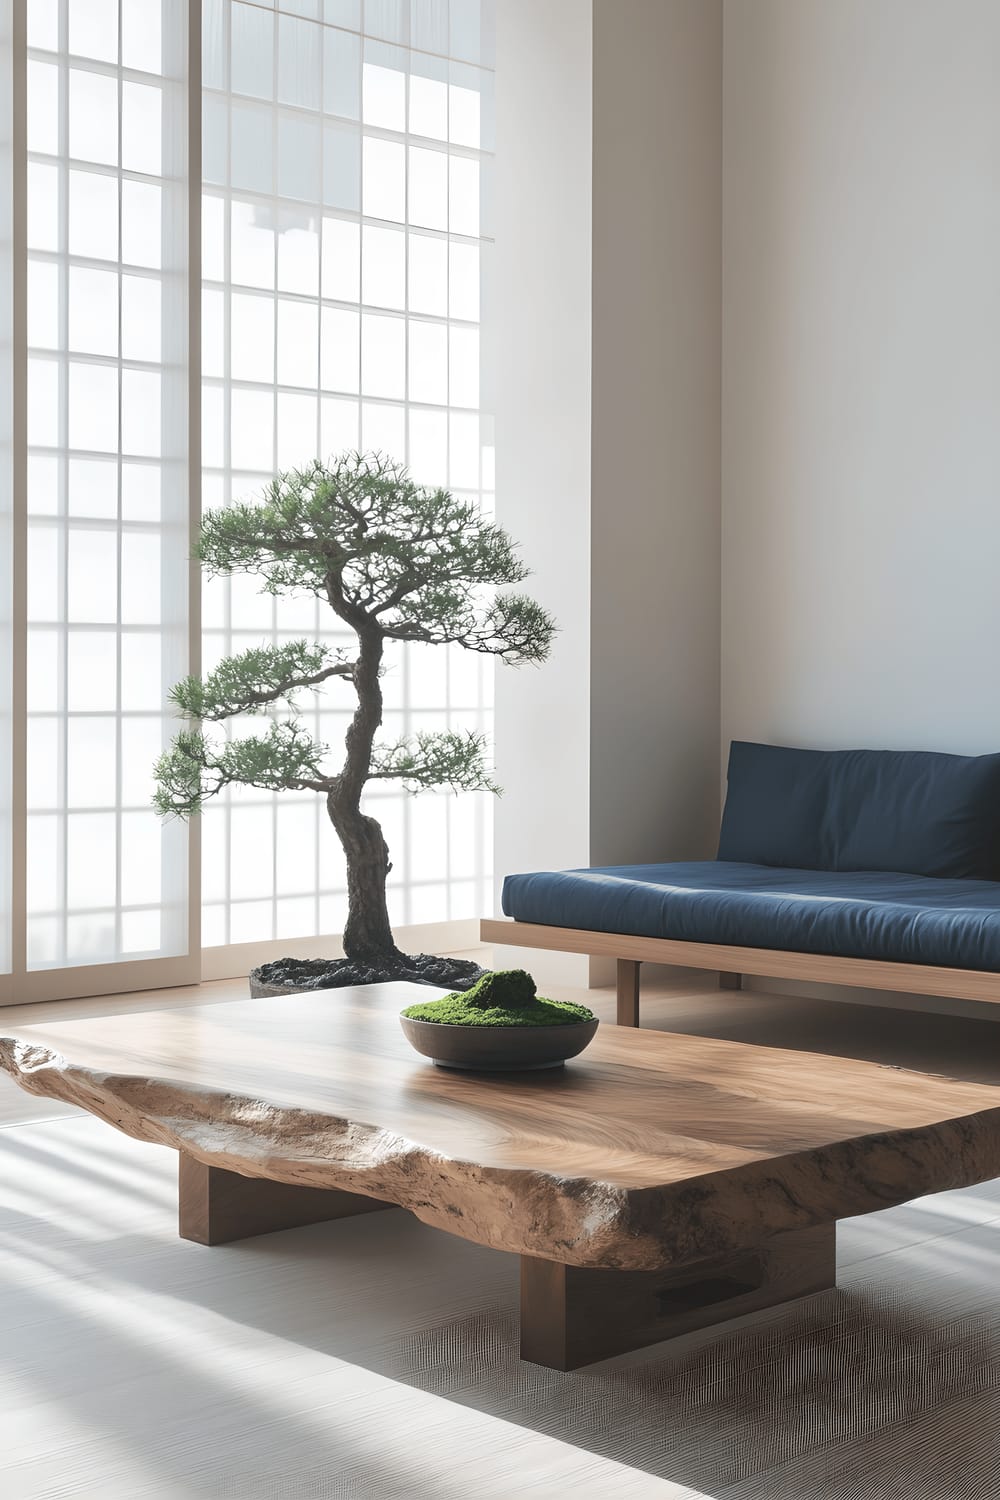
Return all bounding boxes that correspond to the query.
[479,919,1000,1027]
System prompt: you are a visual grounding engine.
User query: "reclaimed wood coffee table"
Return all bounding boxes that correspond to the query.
[3,982,1000,1370]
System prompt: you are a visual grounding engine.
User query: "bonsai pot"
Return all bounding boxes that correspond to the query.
[398,967,599,1072]
[399,1013,598,1071]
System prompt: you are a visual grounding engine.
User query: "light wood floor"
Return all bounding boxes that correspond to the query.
[2,955,1000,1497]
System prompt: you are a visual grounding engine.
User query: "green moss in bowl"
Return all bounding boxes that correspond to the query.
[401,968,596,1027]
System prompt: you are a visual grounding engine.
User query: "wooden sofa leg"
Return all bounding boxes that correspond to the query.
[617,959,641,1027]
[719,971,743,990]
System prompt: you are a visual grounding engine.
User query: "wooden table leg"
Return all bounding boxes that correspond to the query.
[616,959,641,1026]
[178,1154,392,1246]
[719,971,743,990]
[519,1223,836,1369]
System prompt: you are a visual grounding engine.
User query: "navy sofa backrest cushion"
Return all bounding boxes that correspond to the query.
[717,740,1000,879]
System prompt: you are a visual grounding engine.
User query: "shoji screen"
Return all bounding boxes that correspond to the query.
[20,0,196,990]
[200,0,495,952]
[0,0,12,977]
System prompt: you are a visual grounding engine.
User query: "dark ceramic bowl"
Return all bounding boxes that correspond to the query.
[399,1014,599,1071]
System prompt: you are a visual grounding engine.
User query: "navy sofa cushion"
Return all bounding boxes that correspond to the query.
[717,741,1000,880]
[501,861,1000,972]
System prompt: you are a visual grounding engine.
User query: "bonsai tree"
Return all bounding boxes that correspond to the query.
[153,452,555,989]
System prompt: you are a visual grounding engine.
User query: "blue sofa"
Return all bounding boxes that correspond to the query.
[483,741,1000,1024]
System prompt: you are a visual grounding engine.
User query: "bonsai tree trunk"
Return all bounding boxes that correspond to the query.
[327,625,401,964]
[328,795,398,962]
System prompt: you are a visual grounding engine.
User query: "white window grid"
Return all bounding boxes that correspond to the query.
[0,0,12,975]
[20,0,193,975]
[200,0,495,949]
[0,0,494,994]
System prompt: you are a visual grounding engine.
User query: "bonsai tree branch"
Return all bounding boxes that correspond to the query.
[170,640,355,721]
[154,720,332,817]
[195,457,548,634]
[380,592,556,664]
[369,730,500,794]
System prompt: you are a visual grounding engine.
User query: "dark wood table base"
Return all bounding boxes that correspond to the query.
[177,1154,836,1369]
[178,1155,391,1246]
[521,1223,835,1368]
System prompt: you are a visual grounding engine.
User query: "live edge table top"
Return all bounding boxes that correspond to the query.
[3,982,1000,1273]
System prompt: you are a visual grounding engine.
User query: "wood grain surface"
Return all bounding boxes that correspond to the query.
[3,982,1000,1271]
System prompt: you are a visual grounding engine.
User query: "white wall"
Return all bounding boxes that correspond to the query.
[722,0,1000,758]
[592,0,722,867]
[494,0,723,981]
[493,0,594,982]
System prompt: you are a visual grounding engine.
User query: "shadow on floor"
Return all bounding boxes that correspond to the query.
[7,1174,997,1500]
[631,986,1000,1086]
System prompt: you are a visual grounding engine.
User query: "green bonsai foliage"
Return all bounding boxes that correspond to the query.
[153,453,556,963]
[401,969,596,1027]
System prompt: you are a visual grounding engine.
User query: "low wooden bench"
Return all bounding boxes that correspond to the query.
[480,918,1000,1026]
